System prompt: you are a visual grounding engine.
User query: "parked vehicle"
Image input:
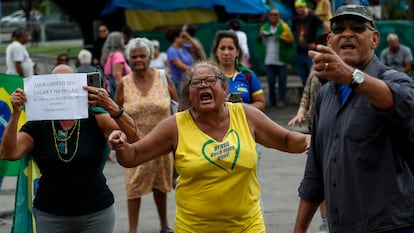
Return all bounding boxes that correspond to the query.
[0,10,42,27]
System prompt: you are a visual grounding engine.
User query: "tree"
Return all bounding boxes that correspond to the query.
[50,0,108,46]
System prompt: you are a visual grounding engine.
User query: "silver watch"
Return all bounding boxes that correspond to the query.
[349,69,365,89]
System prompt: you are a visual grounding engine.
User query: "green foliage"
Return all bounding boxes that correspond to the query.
[382,0,407,20]
[34,0,50,14]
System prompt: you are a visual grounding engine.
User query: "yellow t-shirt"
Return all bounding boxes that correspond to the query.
[315,0,332,25]
[174,103,265,233]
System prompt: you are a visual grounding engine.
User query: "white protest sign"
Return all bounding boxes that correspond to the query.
[24,73,89,120]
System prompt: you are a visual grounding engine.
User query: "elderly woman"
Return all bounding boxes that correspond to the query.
[1,64,139,233]
[109,62,310,232]
[101,31,131,98]
[115,37,177,233]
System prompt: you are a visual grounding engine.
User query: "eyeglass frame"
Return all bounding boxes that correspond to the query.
[330,22,376,34]
[188,75,222,88]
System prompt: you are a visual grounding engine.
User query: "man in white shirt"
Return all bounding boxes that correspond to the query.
[6,27,34,77]
[227,18,250,67]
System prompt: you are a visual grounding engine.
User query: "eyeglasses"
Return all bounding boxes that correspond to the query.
[188,76,221,88]
[269,13,279,16]
[331,22,375,34]
[58,58,68,62]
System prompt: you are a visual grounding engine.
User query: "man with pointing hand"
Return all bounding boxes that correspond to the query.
[294,5,414,233]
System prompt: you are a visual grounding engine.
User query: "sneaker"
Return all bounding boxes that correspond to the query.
[160,226,174,233]
[317,222,329,233]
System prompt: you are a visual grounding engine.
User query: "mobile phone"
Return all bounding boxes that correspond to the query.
[87,72,101,88]
[228,92,242,103]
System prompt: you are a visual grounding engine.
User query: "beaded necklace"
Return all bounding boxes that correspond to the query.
[51,120,81,162]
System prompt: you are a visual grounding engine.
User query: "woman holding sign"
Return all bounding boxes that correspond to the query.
[0,64,140,233]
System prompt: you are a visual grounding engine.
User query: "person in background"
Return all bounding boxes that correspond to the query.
[101,31,132,99]
[227,18,251,67]
[259,8,294,107]
[288,34,328,130]
[292,0,330,86]
[6,27,35,77]
[56,53,69,66]
[380,33,413,75]
[211,30,265,111]
[313,0,333,26]
[115,37,177,233]
[166,28,197,96]
[92,24,109,66]
[368,0,382,20]
[182,24,207,62]
[29,8,41,47]
[1,64,140,233]
[77,49,98,73]
[293,5,414,233]
[150,39,169,71]
[77,49,104,85]
[108,62,310,232]
[122,25,133,46]
[288,33,329,233]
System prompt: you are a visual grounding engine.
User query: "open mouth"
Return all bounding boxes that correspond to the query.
[200,92,213,103]
[340,42,356,50]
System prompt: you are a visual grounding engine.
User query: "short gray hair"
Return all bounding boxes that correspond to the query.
[125,37,154,61]
[78,49,92,64]
[387,33,398,42]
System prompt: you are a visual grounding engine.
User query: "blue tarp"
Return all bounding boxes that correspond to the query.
[102,0,266,15]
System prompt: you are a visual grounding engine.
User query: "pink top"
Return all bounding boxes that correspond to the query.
[103,51,131,76]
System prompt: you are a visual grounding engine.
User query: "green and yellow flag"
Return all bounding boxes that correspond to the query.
[0,74,26,176]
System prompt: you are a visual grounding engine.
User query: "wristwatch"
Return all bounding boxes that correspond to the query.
[349,69,365,89]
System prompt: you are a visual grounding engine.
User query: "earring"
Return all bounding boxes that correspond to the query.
[235,57,240,67]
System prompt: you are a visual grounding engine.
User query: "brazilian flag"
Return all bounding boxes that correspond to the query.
[12,154,41,233]
[0,74,24,176]
[0,74,41,233]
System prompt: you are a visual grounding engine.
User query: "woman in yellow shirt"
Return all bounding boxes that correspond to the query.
[314,0,333,26]
[109,62,310,232]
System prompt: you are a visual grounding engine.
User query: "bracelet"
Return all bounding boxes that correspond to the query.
[111,106,124,119]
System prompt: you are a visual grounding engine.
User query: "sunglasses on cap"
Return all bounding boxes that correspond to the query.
[331,22,375,34]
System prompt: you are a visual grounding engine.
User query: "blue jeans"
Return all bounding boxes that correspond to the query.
[266,64,287,105]
[171,76,182,100]
[296,53,313,87]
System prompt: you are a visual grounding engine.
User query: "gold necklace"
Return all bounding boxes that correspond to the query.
[55,121,78,142]
[52,120,81,162]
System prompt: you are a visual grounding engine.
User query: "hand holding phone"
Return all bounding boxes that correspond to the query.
[87,72,102,88]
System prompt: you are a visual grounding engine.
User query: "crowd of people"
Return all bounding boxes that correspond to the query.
[2,2,414,233]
